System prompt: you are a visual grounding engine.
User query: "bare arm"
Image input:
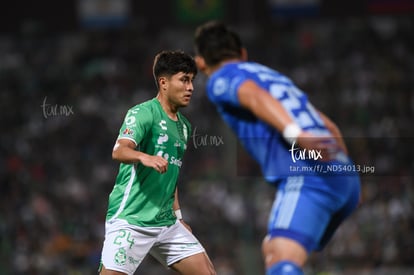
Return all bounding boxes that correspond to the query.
[112,138,168,173]
[173,187,181,212]
[237,80,338,157]
[173,187,192,231]
[238,80,295,132]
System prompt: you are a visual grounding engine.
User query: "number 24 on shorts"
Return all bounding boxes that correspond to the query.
[113,229,135,249]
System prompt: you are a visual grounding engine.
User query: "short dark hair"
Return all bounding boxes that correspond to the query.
[153,50,197,89]
[194,21,242,67]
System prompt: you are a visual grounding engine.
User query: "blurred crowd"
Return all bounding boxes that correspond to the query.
[1,15,413,274]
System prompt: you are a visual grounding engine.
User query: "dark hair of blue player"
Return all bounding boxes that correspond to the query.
[153,50,197,90]
[194,20,243,67]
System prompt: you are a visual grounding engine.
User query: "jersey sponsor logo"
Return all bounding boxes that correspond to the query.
[159,120,167,130]
[213,77,228,96]
[169,156,182,167]
[157,133,169,145]
[122,128,134,136]
[156,151,169,161]
[155,151,182,168]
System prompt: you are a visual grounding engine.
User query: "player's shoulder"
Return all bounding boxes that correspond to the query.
[127,98,157,113]
[211,61,257,86]
[123,98,158,124]
[207,62,251,101]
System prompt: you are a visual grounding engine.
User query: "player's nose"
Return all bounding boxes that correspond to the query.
[186,82,194,91]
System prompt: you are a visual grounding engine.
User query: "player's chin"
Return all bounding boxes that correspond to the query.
[180,97,192,107]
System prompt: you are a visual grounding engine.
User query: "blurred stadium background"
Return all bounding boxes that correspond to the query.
[0,0,413,274]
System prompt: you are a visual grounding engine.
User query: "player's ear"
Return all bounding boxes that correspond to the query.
[159,76,168,90]
[241,48,248,61]
[194,55,206,71]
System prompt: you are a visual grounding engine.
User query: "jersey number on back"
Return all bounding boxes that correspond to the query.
[269,83,323,129]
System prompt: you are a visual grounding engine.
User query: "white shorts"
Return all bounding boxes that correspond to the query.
[100,219,206,275]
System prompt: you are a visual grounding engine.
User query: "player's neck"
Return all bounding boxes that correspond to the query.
[156,94,178,121]
[207,58,242,76]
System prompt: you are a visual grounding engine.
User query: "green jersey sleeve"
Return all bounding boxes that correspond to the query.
[118,105,153,146]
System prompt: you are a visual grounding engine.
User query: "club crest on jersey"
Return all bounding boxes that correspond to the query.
[213,77,228,96]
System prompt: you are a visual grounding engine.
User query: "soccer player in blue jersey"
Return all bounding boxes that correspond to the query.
[193,21,361,275]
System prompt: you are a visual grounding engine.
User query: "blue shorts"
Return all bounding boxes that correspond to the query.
[267,174,360,253]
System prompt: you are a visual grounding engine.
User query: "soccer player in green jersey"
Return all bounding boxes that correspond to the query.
[99,50,216,275]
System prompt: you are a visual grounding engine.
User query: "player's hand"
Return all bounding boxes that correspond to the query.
[139,154,168,173]
[295,132,343,161]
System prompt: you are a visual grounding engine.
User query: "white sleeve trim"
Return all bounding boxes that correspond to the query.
[117,136,138,147]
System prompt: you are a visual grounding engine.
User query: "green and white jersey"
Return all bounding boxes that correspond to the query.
[106,98,191,227]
